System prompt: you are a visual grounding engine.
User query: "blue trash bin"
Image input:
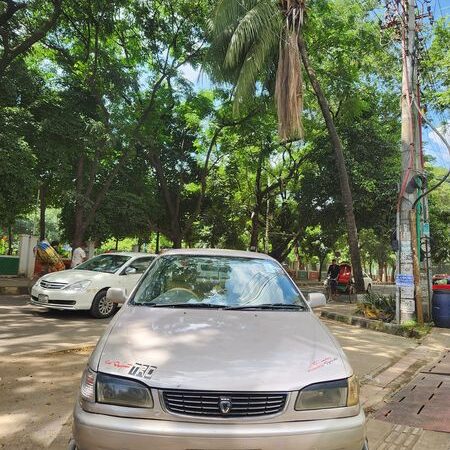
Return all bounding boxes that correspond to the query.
[432,289,450,328]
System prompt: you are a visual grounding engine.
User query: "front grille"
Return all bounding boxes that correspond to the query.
[48,300,76,305]
[163,390,287,417]
[40,280,68,290]
[31,296,75,306]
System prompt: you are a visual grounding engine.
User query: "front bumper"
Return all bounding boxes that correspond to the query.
[73,403,366,450]
[30,285,91,310]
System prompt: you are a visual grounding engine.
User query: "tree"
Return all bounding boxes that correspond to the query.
[0,0,62,76]
[428,168,450,265]
[208,0,376,290]
[45,0,213,247]
[0,59,40,251]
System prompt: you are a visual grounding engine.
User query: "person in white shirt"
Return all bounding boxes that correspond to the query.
[71,243,87,268]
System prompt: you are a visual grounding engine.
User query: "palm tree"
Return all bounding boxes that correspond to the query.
[209,0,365,292]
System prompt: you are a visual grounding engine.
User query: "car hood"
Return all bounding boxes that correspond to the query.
[93,306,351,391]
[39,269,112,284]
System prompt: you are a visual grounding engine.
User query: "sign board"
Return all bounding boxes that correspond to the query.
[396,274,414,287]
[423,222,430,237]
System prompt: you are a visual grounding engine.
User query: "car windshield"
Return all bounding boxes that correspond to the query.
[75,254,131,273]
[131,255,307,309]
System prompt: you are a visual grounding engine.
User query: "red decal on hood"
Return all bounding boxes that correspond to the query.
[308,356,338,372]
[105,359,132,369]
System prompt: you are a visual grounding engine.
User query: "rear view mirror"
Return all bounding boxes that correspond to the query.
[106,288,127,305]
[308,292,326,308]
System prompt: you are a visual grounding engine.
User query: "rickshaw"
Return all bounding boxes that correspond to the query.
[325,262,354,302]
[336,262,353,294]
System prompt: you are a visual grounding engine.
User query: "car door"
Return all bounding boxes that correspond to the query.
[118,257,155,296]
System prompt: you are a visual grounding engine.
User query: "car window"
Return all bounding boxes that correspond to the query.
[127,257,155,274]
[75,254,131,273]
[131,255,306,308]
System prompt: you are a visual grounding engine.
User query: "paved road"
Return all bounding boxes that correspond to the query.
[0,295,424,449]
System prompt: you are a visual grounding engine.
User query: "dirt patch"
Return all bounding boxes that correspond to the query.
[0,351,89,449]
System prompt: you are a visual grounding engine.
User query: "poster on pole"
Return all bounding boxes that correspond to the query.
[396,274,414,287]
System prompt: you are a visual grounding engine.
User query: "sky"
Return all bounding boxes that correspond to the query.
[425,125,450,168]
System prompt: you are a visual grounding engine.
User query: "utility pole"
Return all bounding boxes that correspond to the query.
[399,0,420,323]
[383,0,434,324]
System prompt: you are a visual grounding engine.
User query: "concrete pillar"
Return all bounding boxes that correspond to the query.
[18,235,38,278]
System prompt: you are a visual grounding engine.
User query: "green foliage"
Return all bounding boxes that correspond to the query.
[355,292,396,323]
[0,0,446,267]
[421,18,450,112]
[428,167,450,264]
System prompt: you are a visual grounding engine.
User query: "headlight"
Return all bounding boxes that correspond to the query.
[295,375,359,410]
[97,373,154,408]
[80,366,96,403]
[63,280,91,292]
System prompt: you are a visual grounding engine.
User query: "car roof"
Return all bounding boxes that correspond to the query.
[160,248,275,260]
[99,252,157,258]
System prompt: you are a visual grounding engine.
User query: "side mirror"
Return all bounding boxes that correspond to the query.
[124,266,137,275]
[308,292,327,308]
[106,287,127,305]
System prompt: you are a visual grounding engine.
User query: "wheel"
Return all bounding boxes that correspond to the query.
[67,438,77,450]
[362,439,369,450]
[366,284,372,293]
[90,289,117,318]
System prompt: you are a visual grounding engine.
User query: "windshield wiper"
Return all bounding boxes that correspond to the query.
[225,303,306,311]
[141,303,227,309]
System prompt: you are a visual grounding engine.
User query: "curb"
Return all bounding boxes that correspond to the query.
[0,286,29,296]
[320,310,423,339]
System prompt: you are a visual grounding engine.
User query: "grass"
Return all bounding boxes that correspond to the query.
[399,320,432,339]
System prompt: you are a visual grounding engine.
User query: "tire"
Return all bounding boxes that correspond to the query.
[90,289,117,319]
[362,439,369,450]
[366,284,372,293]
[67,438,77,450]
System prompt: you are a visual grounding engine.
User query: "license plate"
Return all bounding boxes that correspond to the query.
[38,294,49,303]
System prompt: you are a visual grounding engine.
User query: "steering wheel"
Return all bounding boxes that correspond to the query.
[165,287,200,301]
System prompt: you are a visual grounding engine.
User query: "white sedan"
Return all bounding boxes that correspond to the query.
[30,252,156,318]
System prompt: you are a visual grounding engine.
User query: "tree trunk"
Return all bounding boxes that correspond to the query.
[298,32,365,293]
[172,234,182,249]
[155,231,160,254]
[318,255,326,281]
[73,155,85,247]
[115,238,119,251]
[249,148,265,251]
[249,209,260,251]
[378,259,384,282]
[39,184,46,241]
[7,225,13,255]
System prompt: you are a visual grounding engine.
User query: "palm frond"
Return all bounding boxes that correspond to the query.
[211,0,259,36]
[233,29,279,115]
[224,0,280,70]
